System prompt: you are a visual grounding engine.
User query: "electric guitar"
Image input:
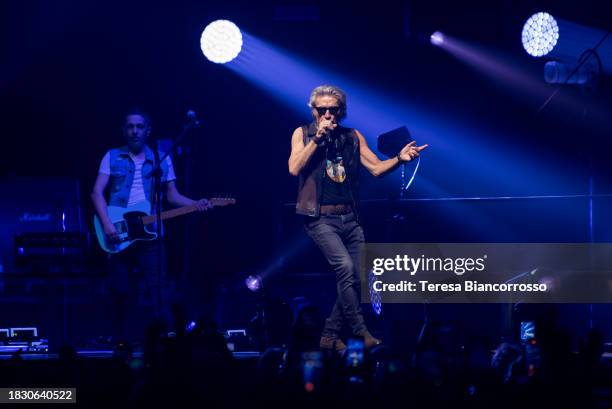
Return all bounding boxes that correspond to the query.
[94,198,236,253]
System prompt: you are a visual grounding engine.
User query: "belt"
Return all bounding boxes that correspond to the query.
[320,204,352,215]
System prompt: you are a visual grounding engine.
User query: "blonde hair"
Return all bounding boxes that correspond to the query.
[308,85,347,120]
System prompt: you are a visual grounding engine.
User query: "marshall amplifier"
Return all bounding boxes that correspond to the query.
[0,177,84,272]
[14,232,87,273]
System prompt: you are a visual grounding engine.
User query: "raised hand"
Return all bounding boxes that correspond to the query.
[103,222,120,243]
[399,141,429,162]
[315,117,337,142]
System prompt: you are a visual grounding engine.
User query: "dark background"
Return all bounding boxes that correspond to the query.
[1,0,612,347]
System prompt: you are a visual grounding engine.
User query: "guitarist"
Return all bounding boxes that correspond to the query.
[91,108,211,342]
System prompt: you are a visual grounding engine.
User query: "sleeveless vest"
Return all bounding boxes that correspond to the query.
[295,122,361,220]
[107,145,169,208]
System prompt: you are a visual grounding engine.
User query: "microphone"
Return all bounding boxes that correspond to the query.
[325,130,335,147]
[317,123,335,145]
[186,110,200,127]
[314,128,331,148]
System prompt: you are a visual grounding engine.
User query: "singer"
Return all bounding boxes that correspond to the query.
[288,85,428,352]
[91,108,211,343]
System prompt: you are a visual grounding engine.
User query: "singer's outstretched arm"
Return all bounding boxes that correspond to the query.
[356,129,429,177]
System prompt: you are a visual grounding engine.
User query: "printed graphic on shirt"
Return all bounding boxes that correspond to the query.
[326,155,346,183]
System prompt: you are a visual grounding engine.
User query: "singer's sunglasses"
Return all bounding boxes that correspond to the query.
[314,106,340,116]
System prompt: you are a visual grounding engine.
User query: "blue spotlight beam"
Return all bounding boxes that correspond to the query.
[221,32,579,201]
[432,31,611,134]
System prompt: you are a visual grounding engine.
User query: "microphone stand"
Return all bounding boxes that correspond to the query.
[147,117,200,323]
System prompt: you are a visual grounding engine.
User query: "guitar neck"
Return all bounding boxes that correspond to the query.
[141,204,199,226]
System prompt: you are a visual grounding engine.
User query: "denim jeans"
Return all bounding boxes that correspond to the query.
[107,241,171,341]
[304,211,367,337]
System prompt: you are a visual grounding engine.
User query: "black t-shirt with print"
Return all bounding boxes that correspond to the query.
[320,148,352,205]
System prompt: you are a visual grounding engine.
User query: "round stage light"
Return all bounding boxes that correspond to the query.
[430,31,445,46]
[200,20,243,64]
[521,12,559,57]
[245,274,263,292]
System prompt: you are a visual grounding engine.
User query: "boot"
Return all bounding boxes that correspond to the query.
[357,330,382,349]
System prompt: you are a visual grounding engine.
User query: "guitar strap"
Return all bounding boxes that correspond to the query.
[151,146,163,236]
[153,146,164,200]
